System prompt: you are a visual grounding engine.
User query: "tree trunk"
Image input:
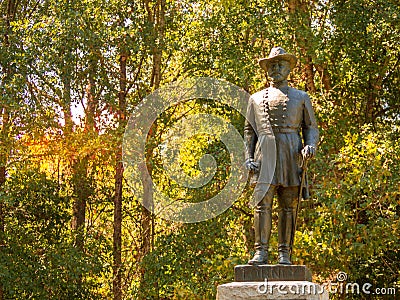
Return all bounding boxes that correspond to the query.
[85,58,97,133]
[113,50,128,300]
[0,108,8,300]
[113,152,123,300]
[71,159,89,249]
[287,0,332,94]
[315,63,332,91]
[61,73,88,251]
[287,0,316,93]
[140,158,154,259]
[71,60,98,249]
[138,1,165,298]
[1,1,17,298]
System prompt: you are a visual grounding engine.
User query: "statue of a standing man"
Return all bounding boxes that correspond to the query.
[244,47,319,265]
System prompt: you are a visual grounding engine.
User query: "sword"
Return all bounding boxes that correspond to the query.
[290,154,308,261]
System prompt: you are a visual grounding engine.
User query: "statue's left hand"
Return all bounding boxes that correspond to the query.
[301,145,316,160]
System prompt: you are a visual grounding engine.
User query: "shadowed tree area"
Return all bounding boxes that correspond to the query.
[1,0,399,299]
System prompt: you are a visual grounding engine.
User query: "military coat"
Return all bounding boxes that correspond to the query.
[244,85,319,202]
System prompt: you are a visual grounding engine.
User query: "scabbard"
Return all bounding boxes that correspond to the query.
[290,159,308,260]
[302,171,310,199]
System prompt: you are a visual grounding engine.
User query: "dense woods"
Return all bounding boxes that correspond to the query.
[1,0,399,299]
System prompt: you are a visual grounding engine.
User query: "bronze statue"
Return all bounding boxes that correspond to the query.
[244,47,319,265]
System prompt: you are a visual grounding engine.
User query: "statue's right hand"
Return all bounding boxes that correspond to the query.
[245,158,259,172]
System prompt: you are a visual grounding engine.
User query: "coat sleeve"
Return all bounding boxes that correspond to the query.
[302,94,319,148]
[244,97,258,160]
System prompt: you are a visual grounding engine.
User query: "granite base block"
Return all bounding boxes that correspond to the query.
[217,281,329,300]
[235,265,312,282]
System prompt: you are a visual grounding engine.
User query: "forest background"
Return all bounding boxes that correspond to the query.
[1,0,399,299]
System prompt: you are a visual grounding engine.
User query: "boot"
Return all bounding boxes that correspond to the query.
[248,244,268,265]
[278,207,293,265]
[248,204,271,265]
[278,244,291,265]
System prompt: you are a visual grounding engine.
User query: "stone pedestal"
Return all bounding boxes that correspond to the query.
[217,265,328,299]
[217,281,329,300]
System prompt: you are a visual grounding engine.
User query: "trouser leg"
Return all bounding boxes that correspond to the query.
[277,186,299,265]
[248,186,275,265]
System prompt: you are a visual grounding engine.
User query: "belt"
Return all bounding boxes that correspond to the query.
[272,127,299,133]
[258,127,299,135]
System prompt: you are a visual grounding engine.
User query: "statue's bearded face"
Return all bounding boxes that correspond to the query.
[267,60,291,83]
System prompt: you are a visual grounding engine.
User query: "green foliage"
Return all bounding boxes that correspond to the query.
[151,99,244,205]
[135,209,250,299]
[295,124,400,296]
[1,0,400,299]
[0,169,109,299]
[327,0,400,125]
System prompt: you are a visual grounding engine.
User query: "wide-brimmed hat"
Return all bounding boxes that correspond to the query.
[259,47,297,71]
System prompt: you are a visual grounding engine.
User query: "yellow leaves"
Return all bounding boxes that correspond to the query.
[392,221,399,233]
[319,242,328,250]
[334,128,396,189]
